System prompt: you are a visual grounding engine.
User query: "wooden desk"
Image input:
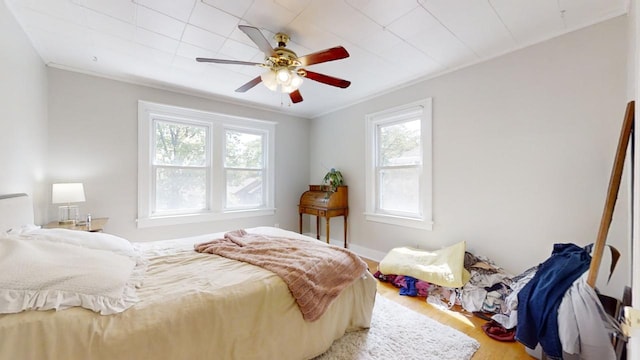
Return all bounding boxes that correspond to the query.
[43,217,109,232]
[298,185,348,248]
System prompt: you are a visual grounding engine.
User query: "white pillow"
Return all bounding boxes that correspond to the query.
[379,241,471,288]
[13,228,137,258]
[0,236,145,315]
[5,224,39,235]
[0,194,34,233]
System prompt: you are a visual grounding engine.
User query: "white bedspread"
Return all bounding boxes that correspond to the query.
[0,230,145,315]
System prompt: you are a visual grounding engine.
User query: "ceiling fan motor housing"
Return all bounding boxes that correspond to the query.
[274,32,289,47]
[269,33,301,69]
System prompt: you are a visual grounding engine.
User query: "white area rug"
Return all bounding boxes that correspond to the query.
[314,295,480,360]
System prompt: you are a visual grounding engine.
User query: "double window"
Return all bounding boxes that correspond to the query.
[138,101,275,228]
[365,99,433,229]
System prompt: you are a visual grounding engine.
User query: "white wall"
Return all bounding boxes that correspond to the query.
[0,1,48,222]
[46,68,310,241]
[310,16,630,296]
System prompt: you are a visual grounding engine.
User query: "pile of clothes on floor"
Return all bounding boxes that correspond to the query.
[374,250,522,341]
[374,243,624,360]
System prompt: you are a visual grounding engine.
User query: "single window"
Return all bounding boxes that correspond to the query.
[138,101,275,228]
[365,99,433,230]
[377,118,421,216]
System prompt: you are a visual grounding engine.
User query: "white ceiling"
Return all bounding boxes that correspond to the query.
[5,0,629,118]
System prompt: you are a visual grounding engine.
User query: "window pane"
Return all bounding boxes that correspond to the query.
[155,167,206,212]
[226,169,263,208]
[379,167,420,214]
[225,130,263,168]
[154,121,206,166]
[378,119,421,166]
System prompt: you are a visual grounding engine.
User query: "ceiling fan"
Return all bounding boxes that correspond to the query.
[196,25,351,104]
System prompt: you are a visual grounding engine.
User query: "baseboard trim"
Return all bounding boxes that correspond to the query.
[304,232,387,262]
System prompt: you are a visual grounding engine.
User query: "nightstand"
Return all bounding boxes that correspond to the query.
[43,217,109,232]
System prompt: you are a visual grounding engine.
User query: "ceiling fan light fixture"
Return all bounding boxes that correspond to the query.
[261,70,278,91]
[281,84,294,93]
[281,71,304,93]
[276,67,291,83]
[290,72,303,88]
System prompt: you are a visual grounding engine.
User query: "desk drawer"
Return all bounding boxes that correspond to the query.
[299,207,326,217]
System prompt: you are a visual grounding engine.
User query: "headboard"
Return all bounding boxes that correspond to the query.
[0,193,34,232]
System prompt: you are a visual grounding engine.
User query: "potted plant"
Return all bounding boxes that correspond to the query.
[322,168,344,194]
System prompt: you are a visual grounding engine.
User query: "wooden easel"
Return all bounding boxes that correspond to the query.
[587,101,635,288]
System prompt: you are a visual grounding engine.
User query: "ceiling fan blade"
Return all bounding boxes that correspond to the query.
[238,25,276,58]
[298,46,349,67]
[235,76,262,93]
[289,90,303,103]
[196,58,262,66]
[303,70,351,88]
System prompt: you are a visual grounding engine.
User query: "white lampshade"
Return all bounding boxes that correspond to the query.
[261,70,278,91]
[52,183,86,204]
[290,73,303,88]
[276,67,291,83]
[282,72,303,93]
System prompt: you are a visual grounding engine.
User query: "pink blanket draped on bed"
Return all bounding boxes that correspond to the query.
[194,229,368,321]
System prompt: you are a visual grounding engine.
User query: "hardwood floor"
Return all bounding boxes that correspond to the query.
[362,258,534,360]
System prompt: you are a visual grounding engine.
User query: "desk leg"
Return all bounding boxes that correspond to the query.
[316,216,320,240]
[326,216,330,244]
[344,215,348,248]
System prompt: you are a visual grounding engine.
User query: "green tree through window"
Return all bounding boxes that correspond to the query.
[225,130,264,209]
[154,120,208,212]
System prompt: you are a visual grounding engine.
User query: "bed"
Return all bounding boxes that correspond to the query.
[0,193,377,360]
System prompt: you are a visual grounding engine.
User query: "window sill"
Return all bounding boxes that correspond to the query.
[137,208,276,228]
[364,212,433,230]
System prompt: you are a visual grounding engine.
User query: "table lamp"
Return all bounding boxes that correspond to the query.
[52,183,86,224]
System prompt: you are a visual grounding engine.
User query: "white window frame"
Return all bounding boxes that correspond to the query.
[364,98,433,230]
[137,101,275,228]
